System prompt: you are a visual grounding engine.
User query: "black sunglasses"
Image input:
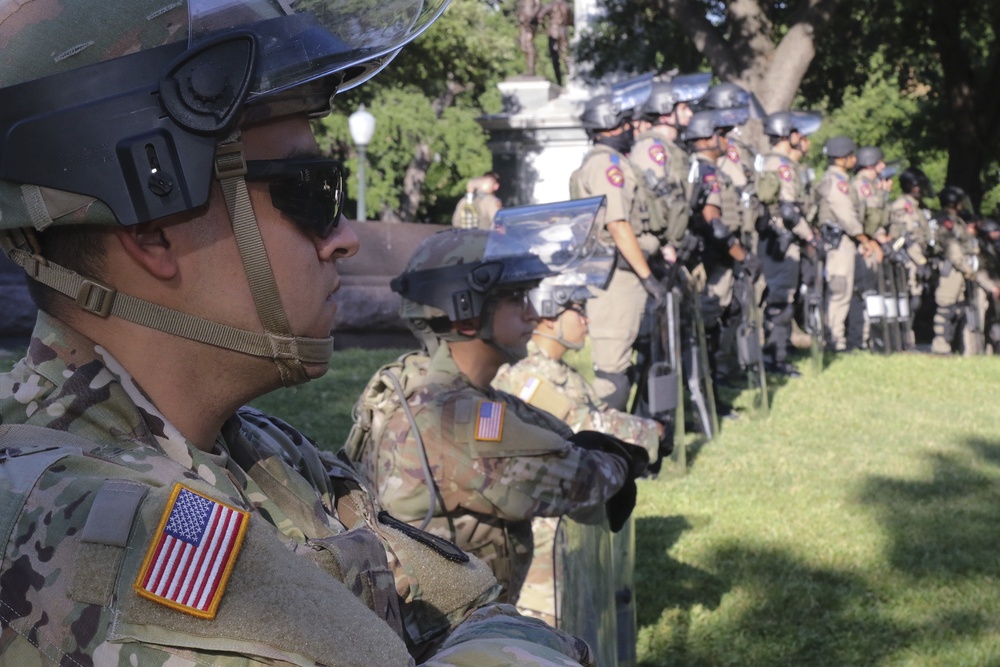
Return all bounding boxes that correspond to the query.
[244,158,345,238]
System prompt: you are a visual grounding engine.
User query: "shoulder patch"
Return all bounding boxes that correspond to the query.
[475,400,505,441]
[703,172,721,194]
[518,376,541,402]
[726,146,740,163]
[904,202,913,214]
[606,165,625,188]
[778,165,793,182]
[134,484,250,619]
[837,180,849,194]
[860,182,872,197]
[649,142,666,166]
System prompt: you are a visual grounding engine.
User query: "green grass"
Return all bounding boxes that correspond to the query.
[7,342,1000,666]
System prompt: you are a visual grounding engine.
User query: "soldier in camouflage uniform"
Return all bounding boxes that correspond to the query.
[345,223,647,610]
[887,167,935,346]
[847,146,893,350]
[570,92,669,411]
[815,136,883,351]
[757,111,823,376]
[492,275,662,626]
[0,2,598,665]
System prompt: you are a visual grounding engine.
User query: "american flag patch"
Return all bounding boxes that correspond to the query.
[134,484,249,619]
[518,377,541,402]
[475,401,505,441]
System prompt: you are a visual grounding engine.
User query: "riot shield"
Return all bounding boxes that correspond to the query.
[612,517,637,667]
[882,258,902,352]
[734,270,769,418]
[965,278,984,355]
[865,267,889,354]
[682,284,719,439]
[893,258,913,350]
[803,250,826,373]
[554,516,620,667]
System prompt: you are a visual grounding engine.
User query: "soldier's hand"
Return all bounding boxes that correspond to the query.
[641,275,668,307]
[569,431,650,533]
[741,251,761,282]
[916,263,933,282]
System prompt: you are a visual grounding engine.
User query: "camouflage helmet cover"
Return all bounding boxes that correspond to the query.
[0,0,449,231]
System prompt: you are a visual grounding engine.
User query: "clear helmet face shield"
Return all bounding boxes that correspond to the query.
[488,195,615,290]
[791,111,823,136]
[668,72,712,104]
[611,73,654,115]
[0,0,448,228]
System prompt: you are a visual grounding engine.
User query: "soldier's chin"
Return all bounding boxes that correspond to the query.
[504,343,530,363]
[302,361,331,380]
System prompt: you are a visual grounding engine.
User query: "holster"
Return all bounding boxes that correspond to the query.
[821,222,845,249]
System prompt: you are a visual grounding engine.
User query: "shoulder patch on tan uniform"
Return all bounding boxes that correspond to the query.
[518,377,574,422]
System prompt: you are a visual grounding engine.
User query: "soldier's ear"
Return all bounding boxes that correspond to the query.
[113,222,177,280]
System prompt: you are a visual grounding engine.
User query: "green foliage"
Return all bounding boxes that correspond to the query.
[313,0,520,223]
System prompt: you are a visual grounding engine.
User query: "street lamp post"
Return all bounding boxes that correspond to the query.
[348,104,376,222]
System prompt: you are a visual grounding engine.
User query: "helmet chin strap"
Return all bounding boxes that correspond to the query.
[475,297,529,363]
[0,137,333,388]
[532,312,585,351]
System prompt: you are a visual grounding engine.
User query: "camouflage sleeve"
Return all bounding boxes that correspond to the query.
[427,603,593,667]
[580,407,660,463]
[401,391,629,522]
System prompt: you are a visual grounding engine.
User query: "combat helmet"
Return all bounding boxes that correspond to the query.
[639,72,712,119]
[682,107,750,142]
[394,196,613,356]
[822,135,857,159]
[528,273,597,350]
[899,167,933,199]
[0,0,448,387]
[763,110,823,138]
[580,93,631,132]
[856,146,885,169]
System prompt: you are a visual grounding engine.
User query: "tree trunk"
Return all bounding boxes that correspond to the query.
[664,0,845,112]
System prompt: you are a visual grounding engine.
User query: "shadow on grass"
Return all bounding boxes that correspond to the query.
[635,529,916,666]
[635,443,1000,666]
[858,437,1000,579]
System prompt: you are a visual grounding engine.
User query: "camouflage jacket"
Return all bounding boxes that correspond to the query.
[0,313,594,667]
[492,340,659,462]
[344,345,627,605]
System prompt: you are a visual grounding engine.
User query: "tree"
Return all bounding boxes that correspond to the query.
[315,0,521,223]
[576,0,847,112]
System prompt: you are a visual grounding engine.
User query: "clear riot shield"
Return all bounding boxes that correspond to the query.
[682,283,719,440]
[555,516,619,667]
[612,517,637,667]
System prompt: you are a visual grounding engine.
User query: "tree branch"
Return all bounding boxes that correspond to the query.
[659,0,741,78]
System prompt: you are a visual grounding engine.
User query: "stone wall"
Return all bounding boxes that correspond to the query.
[331,220,446,348]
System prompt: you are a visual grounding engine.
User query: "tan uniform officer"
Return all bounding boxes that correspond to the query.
[930,186,976,354]
[815,135,882,351]
[849,146,892,350]
[887,167,934,346]
[570,92,665,410]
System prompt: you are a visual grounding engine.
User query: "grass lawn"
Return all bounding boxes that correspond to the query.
[6,342,1000,666]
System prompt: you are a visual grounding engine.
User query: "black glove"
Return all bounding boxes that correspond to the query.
[641,275,668,308]
[916,263,932,282]
[569,431,650,533]
[741,251,761,282]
